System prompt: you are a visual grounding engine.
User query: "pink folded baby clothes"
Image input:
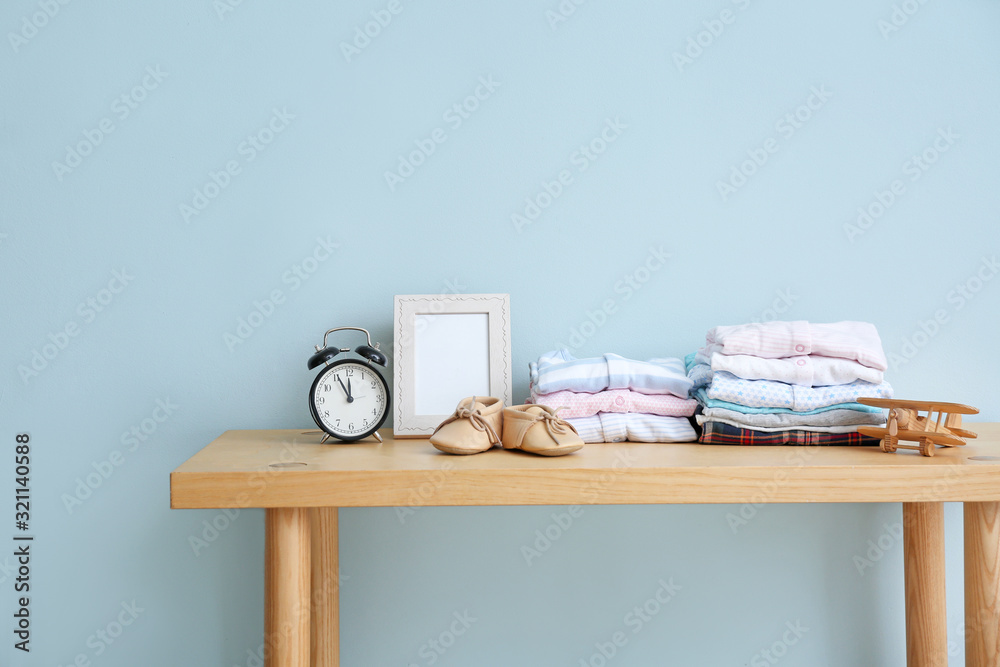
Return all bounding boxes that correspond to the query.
[705,321,887,370]
[530,388,697,419]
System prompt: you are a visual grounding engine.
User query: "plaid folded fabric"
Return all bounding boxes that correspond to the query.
[698,421,881,446]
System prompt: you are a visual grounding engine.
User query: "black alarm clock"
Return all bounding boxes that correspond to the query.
[307,326,390,443]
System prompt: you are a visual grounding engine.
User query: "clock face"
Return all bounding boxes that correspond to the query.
[309,360,390,440]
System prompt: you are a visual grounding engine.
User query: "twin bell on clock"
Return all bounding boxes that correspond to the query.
[307,326,391,443]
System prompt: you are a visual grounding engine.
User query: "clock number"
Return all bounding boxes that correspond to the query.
[323,410,330,418]
[323,383,332,392]
[316,396,325,404]
[349,423,354,430]
[372,408,377,416]
[370,381,377,389]
[363,419,369,427]
[335,419,341,426]
[345,368,354,377]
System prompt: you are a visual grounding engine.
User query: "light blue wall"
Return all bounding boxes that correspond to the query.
[2,1,999,665]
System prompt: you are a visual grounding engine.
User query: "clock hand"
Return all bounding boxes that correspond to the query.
[337,377,353,403]
[347,377,353,401]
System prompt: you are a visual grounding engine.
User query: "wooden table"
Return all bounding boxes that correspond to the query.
[170,425,1000,667]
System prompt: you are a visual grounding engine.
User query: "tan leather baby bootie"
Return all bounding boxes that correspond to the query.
[501,405,583,456]
[429,397,504,455]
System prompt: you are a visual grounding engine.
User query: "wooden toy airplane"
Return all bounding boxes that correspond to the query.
[856,398,978,457]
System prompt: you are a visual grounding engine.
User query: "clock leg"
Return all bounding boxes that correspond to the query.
[265,508,311,667]
[372,431,383,443]
[311,508,340,667]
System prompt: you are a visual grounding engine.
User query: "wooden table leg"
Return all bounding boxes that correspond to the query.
[966,502,1000,666]
[311,508,340,667]
[266,508,311,667]
[903,502,948,667]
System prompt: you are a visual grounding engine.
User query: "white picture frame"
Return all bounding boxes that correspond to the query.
[393,294,511,437]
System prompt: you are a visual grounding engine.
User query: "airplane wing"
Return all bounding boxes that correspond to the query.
[857,398,978,414]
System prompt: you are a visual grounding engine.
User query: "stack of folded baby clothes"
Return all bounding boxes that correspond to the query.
[528,350,698,442]
[687,321,890,445]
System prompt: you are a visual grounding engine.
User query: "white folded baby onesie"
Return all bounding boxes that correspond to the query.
[564,413,697,443]
[693,350,884,387]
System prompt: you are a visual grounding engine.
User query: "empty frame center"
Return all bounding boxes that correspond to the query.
[413,313,490,415]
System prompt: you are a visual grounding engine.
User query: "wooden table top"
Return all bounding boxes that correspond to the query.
[170,424,1000,508]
